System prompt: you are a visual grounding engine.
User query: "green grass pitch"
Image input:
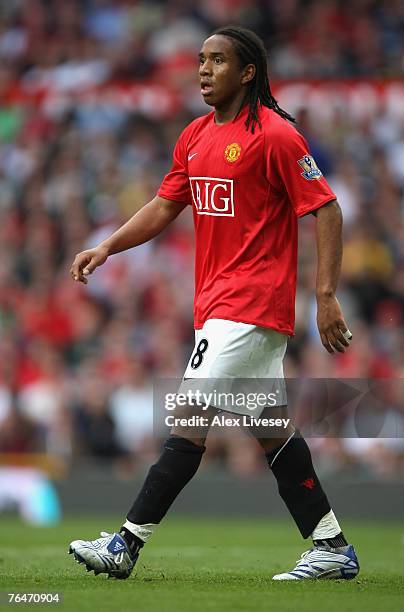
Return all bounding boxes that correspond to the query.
[1,516,403,611]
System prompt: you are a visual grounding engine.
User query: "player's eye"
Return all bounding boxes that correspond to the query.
[214,57,223,64]
[199,57,205,65]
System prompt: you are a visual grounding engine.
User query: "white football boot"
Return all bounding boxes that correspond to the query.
[69,531,141,579]
[272,544,359,580]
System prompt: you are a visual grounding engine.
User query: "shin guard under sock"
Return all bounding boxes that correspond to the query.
[266,432,331,538]
[127,436,205,525]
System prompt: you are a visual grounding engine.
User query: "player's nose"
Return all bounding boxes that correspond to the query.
[199,59,211,76]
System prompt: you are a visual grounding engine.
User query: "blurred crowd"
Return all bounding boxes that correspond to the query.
[0,0,403,486]
[0,0,403,82]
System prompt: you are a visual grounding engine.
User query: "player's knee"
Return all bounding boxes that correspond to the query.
[257,436,291,454]
[164,435,206,453]
[254,422,295,453]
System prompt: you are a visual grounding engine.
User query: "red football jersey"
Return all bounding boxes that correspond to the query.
[158,105,336,335]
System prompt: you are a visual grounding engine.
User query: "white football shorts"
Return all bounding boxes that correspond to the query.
[179,318,288,417]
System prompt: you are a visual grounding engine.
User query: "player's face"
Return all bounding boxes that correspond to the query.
[199,35,251,108]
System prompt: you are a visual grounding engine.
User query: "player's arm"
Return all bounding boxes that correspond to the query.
[70,196,186,284]
[313,199,351,354]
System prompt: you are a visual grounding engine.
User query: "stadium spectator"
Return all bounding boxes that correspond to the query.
[0,0,403,482]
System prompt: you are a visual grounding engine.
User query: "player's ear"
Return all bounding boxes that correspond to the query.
[241,64,255,85]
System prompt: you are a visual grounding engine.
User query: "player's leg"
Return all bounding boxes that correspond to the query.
[100,319,257,576]
[119,404,215,551]
[69,405,216,578]
[69,321,224,578]
[252,413,359,580]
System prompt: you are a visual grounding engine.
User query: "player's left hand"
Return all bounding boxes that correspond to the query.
[316,295,352,354]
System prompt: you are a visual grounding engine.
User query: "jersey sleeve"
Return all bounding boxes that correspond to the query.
[265,123,336,217]
[157,128,191,205]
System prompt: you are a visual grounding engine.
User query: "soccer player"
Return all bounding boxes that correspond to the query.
[68,26,359,581]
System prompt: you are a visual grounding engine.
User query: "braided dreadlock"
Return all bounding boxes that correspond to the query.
[213,26,295,133]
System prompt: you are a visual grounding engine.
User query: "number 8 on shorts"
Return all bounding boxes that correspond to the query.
[190,339,209,369]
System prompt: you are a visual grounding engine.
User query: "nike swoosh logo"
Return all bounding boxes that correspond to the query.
[188,153,198,161]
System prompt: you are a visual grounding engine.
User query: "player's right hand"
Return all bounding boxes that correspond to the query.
[70,246,109,284]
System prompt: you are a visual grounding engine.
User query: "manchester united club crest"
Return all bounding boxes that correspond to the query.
[224,142,241,163]
[297,155,323,180]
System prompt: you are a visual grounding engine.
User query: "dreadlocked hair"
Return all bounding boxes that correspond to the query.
[213,25,295,133]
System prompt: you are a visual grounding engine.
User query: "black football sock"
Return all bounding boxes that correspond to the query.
[125,435,206,527]
[265,431,331,538]
[119,527,144,557]
[313,532,348,549]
